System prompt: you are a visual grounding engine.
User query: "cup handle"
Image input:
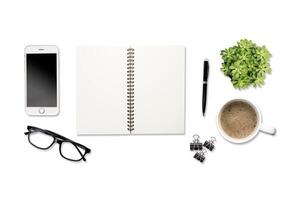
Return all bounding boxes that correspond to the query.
[259,123,277,135]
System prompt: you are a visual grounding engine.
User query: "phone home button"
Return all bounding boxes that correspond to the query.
[39,108,45,114]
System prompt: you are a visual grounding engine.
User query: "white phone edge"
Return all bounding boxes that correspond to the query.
[24,45,60,116]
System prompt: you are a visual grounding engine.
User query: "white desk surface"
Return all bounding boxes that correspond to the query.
[1,0,299,199]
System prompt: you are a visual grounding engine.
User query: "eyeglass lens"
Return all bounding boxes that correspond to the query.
[28,130,86,161]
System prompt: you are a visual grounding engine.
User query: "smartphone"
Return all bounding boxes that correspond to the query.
[25,45,59,116]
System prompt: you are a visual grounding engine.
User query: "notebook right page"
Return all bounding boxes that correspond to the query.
[133,46,186,134]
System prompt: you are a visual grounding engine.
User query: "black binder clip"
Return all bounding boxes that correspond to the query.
[190,134,202,151]
[194,149,207,163]
[204,137,216,151]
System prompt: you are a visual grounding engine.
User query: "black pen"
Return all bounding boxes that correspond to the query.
[202,59,209,116]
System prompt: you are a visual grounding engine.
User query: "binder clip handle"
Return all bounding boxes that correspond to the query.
[200,149,207,156]
[209,137,216,144]
[193,134,200,142]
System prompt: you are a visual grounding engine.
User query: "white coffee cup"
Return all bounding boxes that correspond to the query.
[217,99,276,144]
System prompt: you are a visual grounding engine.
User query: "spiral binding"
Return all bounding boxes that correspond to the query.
[127,47,135,133]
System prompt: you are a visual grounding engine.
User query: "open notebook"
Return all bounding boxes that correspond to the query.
[77,46,185,135]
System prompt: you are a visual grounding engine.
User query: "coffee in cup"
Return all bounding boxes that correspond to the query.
[220,101,258,139]
[217,99,276,143]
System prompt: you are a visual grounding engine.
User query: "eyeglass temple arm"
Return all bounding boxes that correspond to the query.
[72,145,87,161]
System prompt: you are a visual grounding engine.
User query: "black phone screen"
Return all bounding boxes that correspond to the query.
[26,53,57,107]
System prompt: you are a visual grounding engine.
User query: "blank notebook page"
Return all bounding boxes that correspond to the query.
[77,47,127,135]
[77,46,185,135]
[133,46,185,134]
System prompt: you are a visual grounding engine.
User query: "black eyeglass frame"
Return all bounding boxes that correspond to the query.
[25,126,91,162]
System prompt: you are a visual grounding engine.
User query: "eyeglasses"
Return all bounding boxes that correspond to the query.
[24,126,91,162]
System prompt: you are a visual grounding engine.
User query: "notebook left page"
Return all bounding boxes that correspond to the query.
[77,46,127,135]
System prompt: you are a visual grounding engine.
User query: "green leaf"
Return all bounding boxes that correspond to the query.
[220,39,272,89]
